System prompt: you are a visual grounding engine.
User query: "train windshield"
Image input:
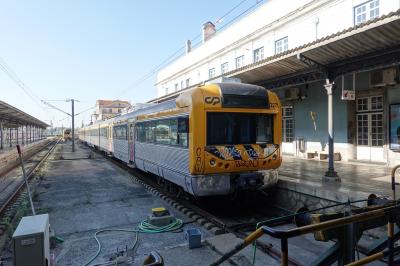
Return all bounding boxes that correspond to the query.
[207,112,273,145]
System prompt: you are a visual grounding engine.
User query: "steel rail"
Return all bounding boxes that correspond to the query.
[0,138,59,217]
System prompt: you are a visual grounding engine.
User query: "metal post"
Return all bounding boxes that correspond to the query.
[9,128,12,147]
[22,125,24,145]
[16,145,36,215]
[0,121,3,150]
[281,238,289,266]
[388,215,395,266]
[323,79,340,181]
[72,99,75,152]
[16,126,19,144]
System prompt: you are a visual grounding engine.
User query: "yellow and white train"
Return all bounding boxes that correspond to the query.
[79,83,282,197]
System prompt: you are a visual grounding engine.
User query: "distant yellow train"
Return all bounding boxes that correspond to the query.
[79,83,282,197]
[63,129,71,140]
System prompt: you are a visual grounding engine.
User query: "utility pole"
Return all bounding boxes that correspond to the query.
[42,99,80,152]
[71,99,75,152]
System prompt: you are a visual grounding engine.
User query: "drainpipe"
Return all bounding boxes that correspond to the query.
[323,78,340,181]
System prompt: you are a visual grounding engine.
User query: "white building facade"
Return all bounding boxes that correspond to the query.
[156,0,399,96]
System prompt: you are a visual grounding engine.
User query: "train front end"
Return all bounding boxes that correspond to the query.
[184,83,282,196]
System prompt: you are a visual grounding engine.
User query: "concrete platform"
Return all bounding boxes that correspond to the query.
[277,155,395,207]
[0,138,50,176]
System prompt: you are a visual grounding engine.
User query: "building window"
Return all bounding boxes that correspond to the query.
[275,37,288,54]
[235,55,245,69]
[253,47,264,63]
[354,0,379,25]
[209,68,215,79]
[181,80,184,89]
[165,87,169,95]
[221,62,229,75]
[356,96,383,147]
[186,78,190,88]
[175,83,178,92]
[282,106,294,143]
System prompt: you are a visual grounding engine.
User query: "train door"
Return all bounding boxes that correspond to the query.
[108,125,112,152]
[129,122,135,163]
[98,125,101,148]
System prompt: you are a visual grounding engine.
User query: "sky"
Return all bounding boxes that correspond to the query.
[0,0,264,127]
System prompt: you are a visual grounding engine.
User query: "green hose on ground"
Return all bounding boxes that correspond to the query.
[82,217,183,266]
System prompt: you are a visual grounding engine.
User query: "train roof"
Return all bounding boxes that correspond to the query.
[83,83,272,128]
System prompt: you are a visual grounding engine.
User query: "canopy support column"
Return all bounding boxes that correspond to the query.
[0,121,3,150]
[323,78,340,182]
[9,128,12,147]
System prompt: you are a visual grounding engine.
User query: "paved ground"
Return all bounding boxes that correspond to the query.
[279,155,395,201]
[0,143,391,265]
[35,142,220,265]
[15,142,282,266]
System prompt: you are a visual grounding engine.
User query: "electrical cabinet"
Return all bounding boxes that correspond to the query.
[12,214,50,266]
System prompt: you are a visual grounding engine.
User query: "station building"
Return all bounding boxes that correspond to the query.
[155,0,400,166]
[91,99,131,122]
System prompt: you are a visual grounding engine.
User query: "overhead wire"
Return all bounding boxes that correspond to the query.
[0,56,46,110]
[114,0,259,99]
[78,0,263,126]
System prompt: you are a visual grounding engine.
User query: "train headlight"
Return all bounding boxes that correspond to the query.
[260,169,279,188]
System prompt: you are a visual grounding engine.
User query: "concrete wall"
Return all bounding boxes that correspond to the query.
[278,70,400,164]
[277,80,351,160]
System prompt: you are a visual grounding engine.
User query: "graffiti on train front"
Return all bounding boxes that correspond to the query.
[205,145,278,160]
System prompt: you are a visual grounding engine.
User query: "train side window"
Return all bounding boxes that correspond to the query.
[145,122,155,142]
[136,123,146,142]
[178,117,189,147]
[155,119,171,145]
[256,115,273,143]
[122,125,127,140]
[170,119,178,145]
[113,125,128,140]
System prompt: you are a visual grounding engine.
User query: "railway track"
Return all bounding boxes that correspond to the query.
[85,142,302,265]
[0,138,59,220]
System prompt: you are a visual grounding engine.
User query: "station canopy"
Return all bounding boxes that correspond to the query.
[0,100,48,128]
[151,9,400,102]
[231,9,400,85]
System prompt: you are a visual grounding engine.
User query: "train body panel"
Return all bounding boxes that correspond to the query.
[79,83,282,196]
